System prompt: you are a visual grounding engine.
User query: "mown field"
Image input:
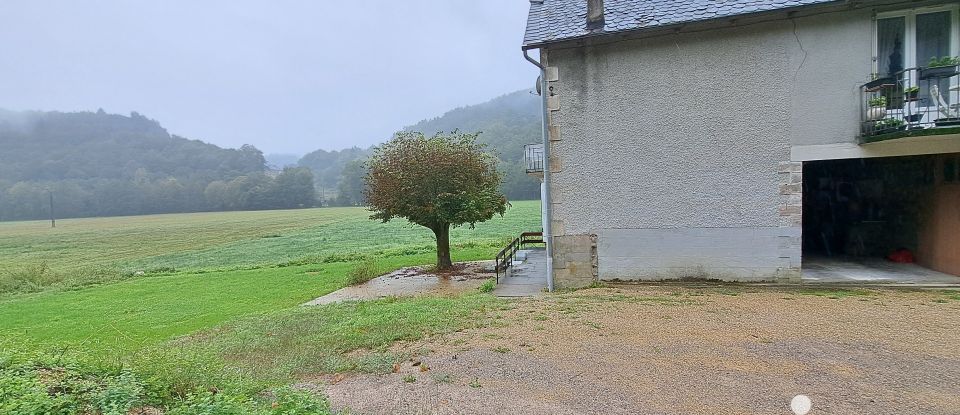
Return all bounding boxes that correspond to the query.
[0,202,539,414]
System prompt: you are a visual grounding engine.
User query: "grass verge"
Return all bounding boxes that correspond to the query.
[1,293,502,414]
[176,294,503,384]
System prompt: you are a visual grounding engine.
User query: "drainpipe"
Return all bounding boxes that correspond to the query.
[523,48,554,292]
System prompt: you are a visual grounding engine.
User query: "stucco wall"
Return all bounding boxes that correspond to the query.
[542,8,878,284]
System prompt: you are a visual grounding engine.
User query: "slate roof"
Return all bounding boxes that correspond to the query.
[523,0,840,47]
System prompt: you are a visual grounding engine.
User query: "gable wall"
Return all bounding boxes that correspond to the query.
[542,8,875,286]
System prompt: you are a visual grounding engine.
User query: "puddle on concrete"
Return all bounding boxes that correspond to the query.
[303,261,495,305]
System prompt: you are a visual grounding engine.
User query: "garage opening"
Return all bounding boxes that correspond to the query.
[801,154,960,283]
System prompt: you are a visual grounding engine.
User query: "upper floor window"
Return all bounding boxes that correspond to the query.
[876,6,959,105]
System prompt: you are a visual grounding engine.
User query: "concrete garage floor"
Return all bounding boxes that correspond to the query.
[495,251,960,292]
[802,256,960,285]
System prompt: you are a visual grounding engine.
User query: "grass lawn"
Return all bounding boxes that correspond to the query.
[0,202,538,413]
[0,201,539,295]
[0,250,501,353]
[0,202,539,351]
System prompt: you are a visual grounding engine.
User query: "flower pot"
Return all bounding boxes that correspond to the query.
[904,113,923,123]
[935,117,960,127]
[863,77,896,91]
[919,65,959,80]
[904,90,919,102]
[866,106,887,121]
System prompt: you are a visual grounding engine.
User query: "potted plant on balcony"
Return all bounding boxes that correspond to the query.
[866,96,887,121]
[920,56,960,80]
[863,73,896,91]
[875,117,905,133]
[904,86,919,102]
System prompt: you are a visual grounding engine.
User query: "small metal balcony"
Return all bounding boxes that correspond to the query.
[860,66,960,143]
[524,143,544,176]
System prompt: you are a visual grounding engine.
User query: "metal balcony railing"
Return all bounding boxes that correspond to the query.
[524,143,544,174]
[860,66,960,141]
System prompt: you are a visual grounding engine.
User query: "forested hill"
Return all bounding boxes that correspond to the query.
[403,89,541,165]
[0,110,315,221]
[306,89,543,205]
[1,89,543,219]
[0,109,265,182]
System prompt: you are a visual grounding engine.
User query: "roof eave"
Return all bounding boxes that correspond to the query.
[521,0,852,50]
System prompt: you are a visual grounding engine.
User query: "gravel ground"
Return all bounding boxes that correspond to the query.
[317,286,960,414]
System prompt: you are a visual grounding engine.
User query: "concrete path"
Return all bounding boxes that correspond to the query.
[493,248,547,297]
[803,256,960,285]
[303,262,493,305]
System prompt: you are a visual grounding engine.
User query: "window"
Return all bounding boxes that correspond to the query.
[876,6,959,106]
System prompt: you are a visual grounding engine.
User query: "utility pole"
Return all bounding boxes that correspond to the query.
[48,190,55,228]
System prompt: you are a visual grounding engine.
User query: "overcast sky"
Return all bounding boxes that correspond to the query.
[0,1,536,155]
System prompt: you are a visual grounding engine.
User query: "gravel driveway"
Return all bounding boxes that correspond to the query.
[318,287,960,414]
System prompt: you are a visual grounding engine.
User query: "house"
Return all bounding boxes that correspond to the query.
[520,0,960,289]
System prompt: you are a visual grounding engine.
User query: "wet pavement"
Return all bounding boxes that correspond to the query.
[494,248,548,297]
[303,262,493,305]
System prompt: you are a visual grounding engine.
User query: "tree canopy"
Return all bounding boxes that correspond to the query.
[365,131,508,269]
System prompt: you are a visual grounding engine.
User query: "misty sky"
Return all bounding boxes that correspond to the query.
[0,1,536,155]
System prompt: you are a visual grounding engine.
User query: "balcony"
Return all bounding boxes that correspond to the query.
[860,65,960,143]
[524,143,544,176]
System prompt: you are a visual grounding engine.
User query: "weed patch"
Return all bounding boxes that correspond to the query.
[347,259,381,286]
[478,278,496,293]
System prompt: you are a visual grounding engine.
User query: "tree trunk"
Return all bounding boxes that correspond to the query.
[434,223,453,270]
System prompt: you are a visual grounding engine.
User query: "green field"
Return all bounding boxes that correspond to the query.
[1,202,539,292]
[0,202,538,413]
[0,201,539,345]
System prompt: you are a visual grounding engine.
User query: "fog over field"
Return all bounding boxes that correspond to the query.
[0,1,534,154]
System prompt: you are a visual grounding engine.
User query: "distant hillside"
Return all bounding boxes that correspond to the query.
[0,109,265,183]
[403,89,541,164]
[301,89,542,203]
[298,146,372,188]
[0,109,314,221]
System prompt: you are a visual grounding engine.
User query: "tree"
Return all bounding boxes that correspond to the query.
[274,167,316,208]
[336,158,367,206]
[365,131,507,269]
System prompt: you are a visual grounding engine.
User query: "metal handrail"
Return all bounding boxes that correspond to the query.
[495,231,545,283]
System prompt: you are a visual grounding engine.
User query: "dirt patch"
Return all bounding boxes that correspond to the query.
[303,261,495,305]
[319,286,960,414]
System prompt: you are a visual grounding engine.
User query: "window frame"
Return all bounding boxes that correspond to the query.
[874,5,960,73]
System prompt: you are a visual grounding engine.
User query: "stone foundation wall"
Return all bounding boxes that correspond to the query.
[552,234,597,289]
[777,161,803,281]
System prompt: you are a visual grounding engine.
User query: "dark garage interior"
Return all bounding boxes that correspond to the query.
[802,154,960,282]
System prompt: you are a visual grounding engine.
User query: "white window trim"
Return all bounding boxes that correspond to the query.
[874,5,960,73]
